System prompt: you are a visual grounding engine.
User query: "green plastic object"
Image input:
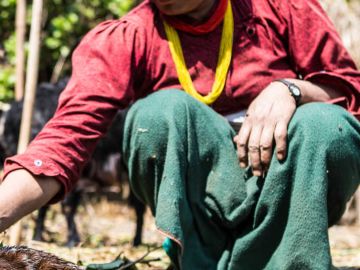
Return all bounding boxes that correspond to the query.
[86,258,127,270]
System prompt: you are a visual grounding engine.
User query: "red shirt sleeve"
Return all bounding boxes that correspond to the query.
[2,19,147,202]
[283,0,360,119]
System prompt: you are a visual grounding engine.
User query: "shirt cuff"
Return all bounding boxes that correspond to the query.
[1,155,70,204]
[304,71,360,121]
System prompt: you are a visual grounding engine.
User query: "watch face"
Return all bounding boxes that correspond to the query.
[290,85,301,97]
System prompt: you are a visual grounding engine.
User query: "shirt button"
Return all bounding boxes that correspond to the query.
[34,159,43,167]
[246,25,256,37]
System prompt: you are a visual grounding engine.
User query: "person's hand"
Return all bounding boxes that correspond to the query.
[233,81,297,176]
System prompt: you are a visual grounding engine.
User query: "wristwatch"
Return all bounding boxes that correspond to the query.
[274,79,302,106]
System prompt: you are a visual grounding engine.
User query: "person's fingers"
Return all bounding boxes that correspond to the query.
[274,120,288,160]
[236,120,251,168]
[248,125,263,176]
[260,123,275,170]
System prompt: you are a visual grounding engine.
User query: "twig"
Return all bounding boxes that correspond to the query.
[118,246,162,270]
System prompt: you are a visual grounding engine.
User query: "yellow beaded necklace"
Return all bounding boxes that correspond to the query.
[163,0,234,105]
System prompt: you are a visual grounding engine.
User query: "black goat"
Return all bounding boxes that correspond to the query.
[0,79,145,247]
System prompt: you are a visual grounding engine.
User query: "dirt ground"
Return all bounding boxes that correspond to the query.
[1,192,359,269]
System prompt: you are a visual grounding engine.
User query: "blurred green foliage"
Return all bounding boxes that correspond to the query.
[0,66,15,101]
[0,0,138,102]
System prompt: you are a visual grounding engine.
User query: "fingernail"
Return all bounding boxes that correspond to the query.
[253,170,261,176]
[277,153,284,160]
[240,162,246,168]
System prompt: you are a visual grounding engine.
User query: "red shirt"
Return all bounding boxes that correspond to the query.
[3,0,360,200]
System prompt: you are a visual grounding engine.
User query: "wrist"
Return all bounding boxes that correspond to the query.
[273,79,302,106]
[279,78,343,104]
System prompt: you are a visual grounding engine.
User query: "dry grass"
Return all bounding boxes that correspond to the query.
[0,197,170,269]
[320,0,360,66]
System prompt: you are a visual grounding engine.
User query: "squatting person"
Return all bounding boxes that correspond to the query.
[1,0,360,269]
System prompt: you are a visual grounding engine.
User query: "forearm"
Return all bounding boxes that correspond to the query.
[0,169,61,232]
[287,78,343,105]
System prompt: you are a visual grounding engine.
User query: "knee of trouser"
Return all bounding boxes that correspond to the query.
[288,103,360,225]
[127,89,197,124]
[122,89,195,159]
[288,102,352,147]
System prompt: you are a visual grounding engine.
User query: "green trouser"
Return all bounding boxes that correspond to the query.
[122,89,360,270]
